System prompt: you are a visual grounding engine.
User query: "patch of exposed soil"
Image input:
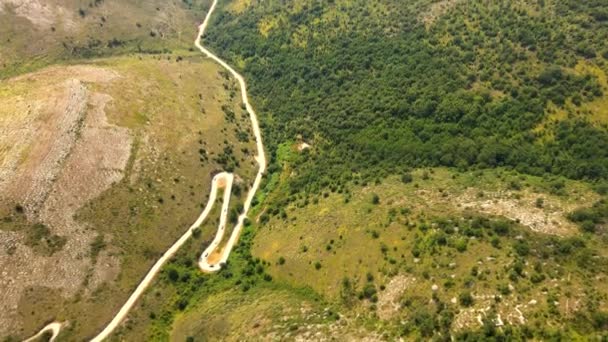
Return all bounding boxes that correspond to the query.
[420,0,462,27]
[377,275,414,320]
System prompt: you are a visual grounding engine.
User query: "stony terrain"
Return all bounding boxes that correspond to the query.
[0,66,130,335]
[0,53,257,340]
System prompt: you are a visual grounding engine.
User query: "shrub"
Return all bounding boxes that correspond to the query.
[530,273,545,284]
[192,227,201,238]
[581,220,596,233]
[380,243,388,254]
[90,235,106,260]
[401,173,413,183]
[15,204,24,214]
[497,283,511,295]
[362,283,377,299]
[491,219,510,236]
[535,197,544,208]
[513,241,530,256]
[459,292,474,307]
[167,268,179,282]
[455,238,468,252]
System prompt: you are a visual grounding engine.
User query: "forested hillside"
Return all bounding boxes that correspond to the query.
[205,0,608,198]
[155,0,608,339]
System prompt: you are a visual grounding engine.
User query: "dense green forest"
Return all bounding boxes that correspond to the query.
[205,0,608,198]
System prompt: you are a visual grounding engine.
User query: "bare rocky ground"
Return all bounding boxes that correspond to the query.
[419,0,462,27]
[377,274,414,320]
[413,185,597,236]
[0,0,76,31]
[0,65,130,335]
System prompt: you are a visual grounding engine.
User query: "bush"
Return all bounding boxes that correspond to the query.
[455,238,468,252]
[90,234,106,259]
[568,200,607,233]
[513,241,530,256]
[167,268,179,282]
[497,283,511,295]
[581,220,596,233]
[592,311,608,330]
[371,194,380,204]
[362,283,377,299]
[459,292,474,307]
[530,273,545,284]
[14,204,24,214]
[401,173,413,183]
[192,227,201,238]
[535,197,544,209]
[491,219,510,236]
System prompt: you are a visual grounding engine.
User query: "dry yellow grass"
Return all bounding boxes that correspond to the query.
[0,52,257,340]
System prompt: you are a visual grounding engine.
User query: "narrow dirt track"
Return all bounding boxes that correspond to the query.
[23,0,266,340]
[23,322,62,342]
[195,0,267,272]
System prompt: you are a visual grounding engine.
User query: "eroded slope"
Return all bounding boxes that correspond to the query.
[0,53,257,340]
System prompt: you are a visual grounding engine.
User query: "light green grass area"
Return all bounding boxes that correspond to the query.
[253,167,598,296]
[169,286,327,341]
[251,167,608,337]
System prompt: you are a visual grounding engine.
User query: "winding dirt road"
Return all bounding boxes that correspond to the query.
[195,0,267,272]
[23,0,266,340]
[23,322,62,342]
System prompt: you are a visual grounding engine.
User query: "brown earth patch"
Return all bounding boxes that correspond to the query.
[216,176,227,189]
[206,248,223,265]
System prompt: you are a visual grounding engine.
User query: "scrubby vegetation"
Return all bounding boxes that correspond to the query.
[568,199,608,233]
[254,169,608,339]
[186,1,608,336]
